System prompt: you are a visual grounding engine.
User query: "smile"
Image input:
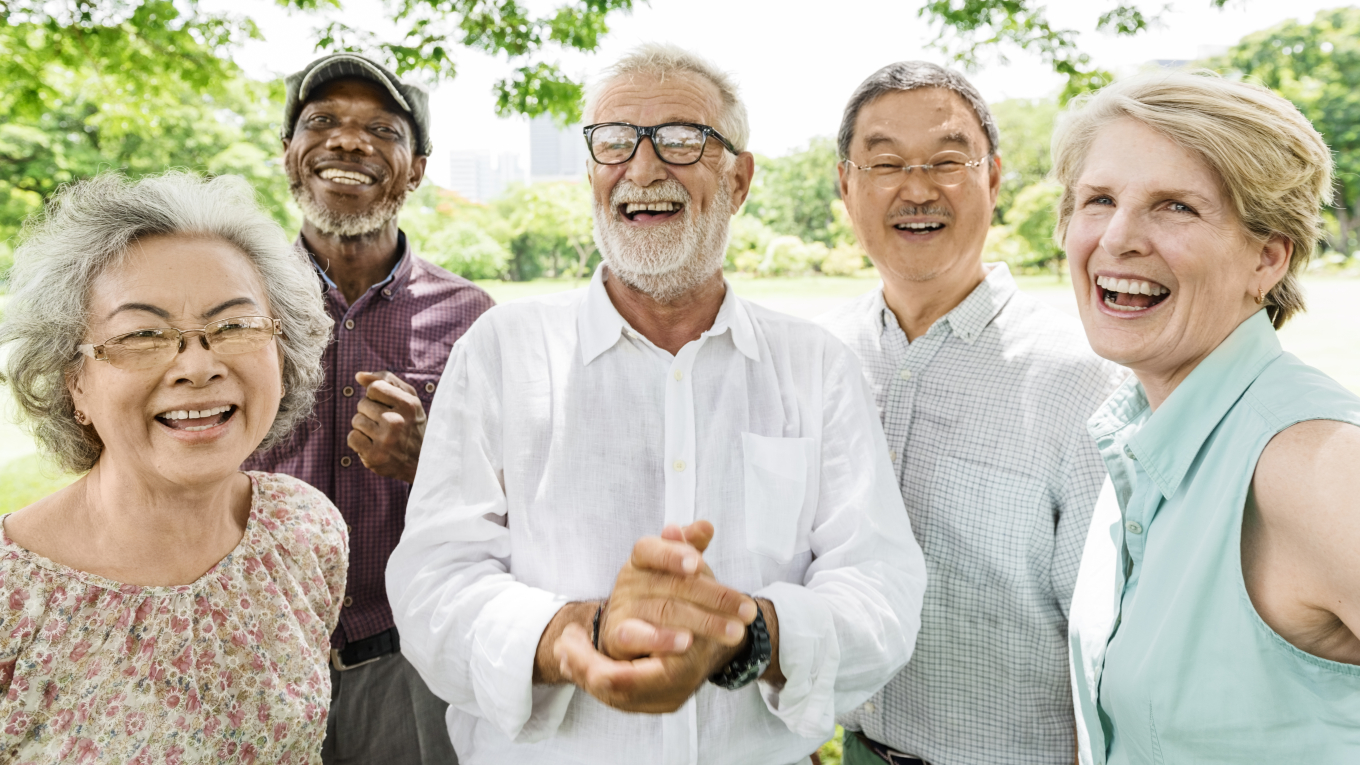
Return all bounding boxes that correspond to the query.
[156,405,237,432]
[1096,274,1171,314]
[620,201,683,222]
[894,222,944,232]
[318,168,376,186]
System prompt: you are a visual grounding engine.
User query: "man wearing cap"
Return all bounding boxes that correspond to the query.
[244,53,494,764]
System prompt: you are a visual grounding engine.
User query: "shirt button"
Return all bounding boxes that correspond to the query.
[343,596,354,608]
[424,382,436,393]
[889,449,898,462]
[1124,445,1137,460]
[382,288,392,297]
[863,701,876,713]
[346,524,352,535]
[341,456,352,467]
[342,385,355,397]
[344,319,355,330]
[673,459,686,472]
[673,370,683,381]
[898,369,912,381]
[1126,521,1144,535]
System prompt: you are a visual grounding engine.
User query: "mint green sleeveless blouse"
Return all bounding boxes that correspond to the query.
[1070,311,1360,764]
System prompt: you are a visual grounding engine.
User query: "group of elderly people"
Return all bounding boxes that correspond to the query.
[0,39,1355,765]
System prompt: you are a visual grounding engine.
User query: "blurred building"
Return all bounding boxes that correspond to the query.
[448,152,524,202]
[529,115,586,183]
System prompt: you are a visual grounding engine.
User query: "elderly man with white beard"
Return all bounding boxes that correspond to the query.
[386,44,927,765]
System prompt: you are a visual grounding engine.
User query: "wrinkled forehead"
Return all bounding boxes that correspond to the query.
[590,72,724,127]
[854,87,989,157]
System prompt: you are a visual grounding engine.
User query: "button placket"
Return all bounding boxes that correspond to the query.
[662,339,706,528]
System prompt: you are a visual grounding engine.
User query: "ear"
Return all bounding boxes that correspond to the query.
[838,160,851,201]
[408,155,428,192]
[1256,233,1293,291]
[987,153,1002,208]
[727,151,756,215]
[282,137,291,152]
[67,367,89,419]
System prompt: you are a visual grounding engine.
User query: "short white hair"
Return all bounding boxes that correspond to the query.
[583,43,750,153]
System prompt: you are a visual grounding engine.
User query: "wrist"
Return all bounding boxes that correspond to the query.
[533,600,599,685]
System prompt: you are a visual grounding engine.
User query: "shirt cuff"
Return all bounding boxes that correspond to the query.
[754,581,840,741]
[469,587,576,742]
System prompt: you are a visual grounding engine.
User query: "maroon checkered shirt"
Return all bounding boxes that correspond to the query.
[244,232,494,648]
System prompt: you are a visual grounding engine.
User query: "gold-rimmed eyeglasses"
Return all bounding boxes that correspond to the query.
[845,151,991,189]
[77,316,282,371]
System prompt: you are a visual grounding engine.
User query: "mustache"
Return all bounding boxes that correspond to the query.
[610,179,691,206]
[890,205,951,219]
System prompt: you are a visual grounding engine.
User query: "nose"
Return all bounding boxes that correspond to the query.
[622,136,669,188]
[894,166,941,205]
[1098,205,1149,260]
[325,122,374,155]
[169,330,226,386]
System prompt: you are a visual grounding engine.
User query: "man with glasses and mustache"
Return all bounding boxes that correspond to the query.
[817,62,1126,765]
[387,44,927,765]
[244,53,493,765]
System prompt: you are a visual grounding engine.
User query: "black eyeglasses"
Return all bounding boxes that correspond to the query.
[583,122,740,166]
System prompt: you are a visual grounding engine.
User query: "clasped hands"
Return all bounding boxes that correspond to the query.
[535,521,770,714]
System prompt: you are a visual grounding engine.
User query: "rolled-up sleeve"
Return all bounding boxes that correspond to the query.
[756,343,928,740]
[386,319,575,743]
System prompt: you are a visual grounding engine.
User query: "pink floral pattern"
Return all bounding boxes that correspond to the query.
[0,472,347,764]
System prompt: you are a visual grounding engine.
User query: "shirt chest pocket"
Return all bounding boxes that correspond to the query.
[741,433,819,563]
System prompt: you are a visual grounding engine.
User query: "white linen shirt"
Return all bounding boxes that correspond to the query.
[387,266,927,765]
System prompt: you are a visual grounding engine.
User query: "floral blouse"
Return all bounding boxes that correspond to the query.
[0,472,348,764]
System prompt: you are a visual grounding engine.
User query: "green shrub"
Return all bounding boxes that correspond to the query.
[423,221,512,281]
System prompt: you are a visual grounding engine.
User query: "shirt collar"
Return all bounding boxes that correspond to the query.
[1090,309,1282,499]
[875,262,1018,345]
[299,230,414,301]
[578,265,760,366]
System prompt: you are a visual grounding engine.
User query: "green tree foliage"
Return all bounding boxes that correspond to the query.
[919,0,1232,100]
[491,182,597,280]
[1002,180,1064,273]
[743,138,841,246]
[1209,7,1360,256]
[991,97,1058,221]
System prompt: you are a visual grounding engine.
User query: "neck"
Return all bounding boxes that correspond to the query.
[75,459,252,585]
[881,256,989,342]
[1135,305,1263,411]
[301,218,403,305]
[603,267,727,355]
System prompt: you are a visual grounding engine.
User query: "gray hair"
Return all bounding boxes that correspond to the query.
[0,172,333,473]
[837,61,999,160]
[583,43,751,154]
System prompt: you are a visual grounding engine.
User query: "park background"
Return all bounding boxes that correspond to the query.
[3,1,1360,760]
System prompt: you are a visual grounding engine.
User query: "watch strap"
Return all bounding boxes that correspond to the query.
[709,599,770,690]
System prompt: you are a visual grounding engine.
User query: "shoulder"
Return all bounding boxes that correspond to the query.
[992,292,1128,394]
[460,287,587,343]
[0,530,61,660]
[1247,353,1360,428]
[813,288,883,348]
[246,472,347,559]
[407,256,496,313]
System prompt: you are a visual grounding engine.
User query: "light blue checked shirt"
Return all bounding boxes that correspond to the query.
[820,264,1126,765]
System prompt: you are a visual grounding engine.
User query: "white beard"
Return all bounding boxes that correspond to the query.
[288,167,408,239]
[593,176,732,303]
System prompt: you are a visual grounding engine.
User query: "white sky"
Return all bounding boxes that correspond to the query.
[206,0,1352,187]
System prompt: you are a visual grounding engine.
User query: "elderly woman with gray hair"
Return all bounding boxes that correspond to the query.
[1059,72,1360,764]
[0,172,343,762]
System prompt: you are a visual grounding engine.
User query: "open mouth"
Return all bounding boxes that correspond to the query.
[317,168,376,186]
[1096,275,1171,314]
[620,201,683,223]
[893,221,946,235]
[156,405,236,433]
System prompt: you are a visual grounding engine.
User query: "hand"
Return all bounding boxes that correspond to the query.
[347,371,427,483]
[598,521,755,660]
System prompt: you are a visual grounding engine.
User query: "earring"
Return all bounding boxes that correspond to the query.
[1255,286,1265,305]
[73,410,88,425]
[280,384,287,397]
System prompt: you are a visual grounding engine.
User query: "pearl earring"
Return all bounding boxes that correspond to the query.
[73,410,88,425]
[1255,287,1265,305]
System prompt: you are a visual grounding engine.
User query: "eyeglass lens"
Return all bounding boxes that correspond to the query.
[861,152,976,189]
[101,316,277,370]
[589,124,708,165]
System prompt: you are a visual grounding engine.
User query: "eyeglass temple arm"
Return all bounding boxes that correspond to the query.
[76,344,107,361]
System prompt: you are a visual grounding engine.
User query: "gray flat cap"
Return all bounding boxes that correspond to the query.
[282,53,433,156]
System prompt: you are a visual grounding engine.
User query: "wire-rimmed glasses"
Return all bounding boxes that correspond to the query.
[77,316,282,371]
[844,151,990,189]
[583,122,740,166]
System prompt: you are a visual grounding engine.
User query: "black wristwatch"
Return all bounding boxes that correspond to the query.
[709,599,771,690]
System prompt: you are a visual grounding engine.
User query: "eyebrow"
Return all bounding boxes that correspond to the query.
[861,130,978,154]
[105,297,260,323]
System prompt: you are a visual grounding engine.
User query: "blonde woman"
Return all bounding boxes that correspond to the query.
[1056,72,1360,764]
[0,173,343,762]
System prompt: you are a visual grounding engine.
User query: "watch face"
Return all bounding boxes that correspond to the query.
[710,601,771,690]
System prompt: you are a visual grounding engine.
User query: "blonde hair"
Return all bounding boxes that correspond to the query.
[1051,70,1333,328]
[583,43,750,153]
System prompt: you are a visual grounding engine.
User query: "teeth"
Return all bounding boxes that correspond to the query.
[624,202,679,214]
[897,222,943,230]
[318,168,375,185]
[159,405,232,420]
[1096,275,1168,296]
